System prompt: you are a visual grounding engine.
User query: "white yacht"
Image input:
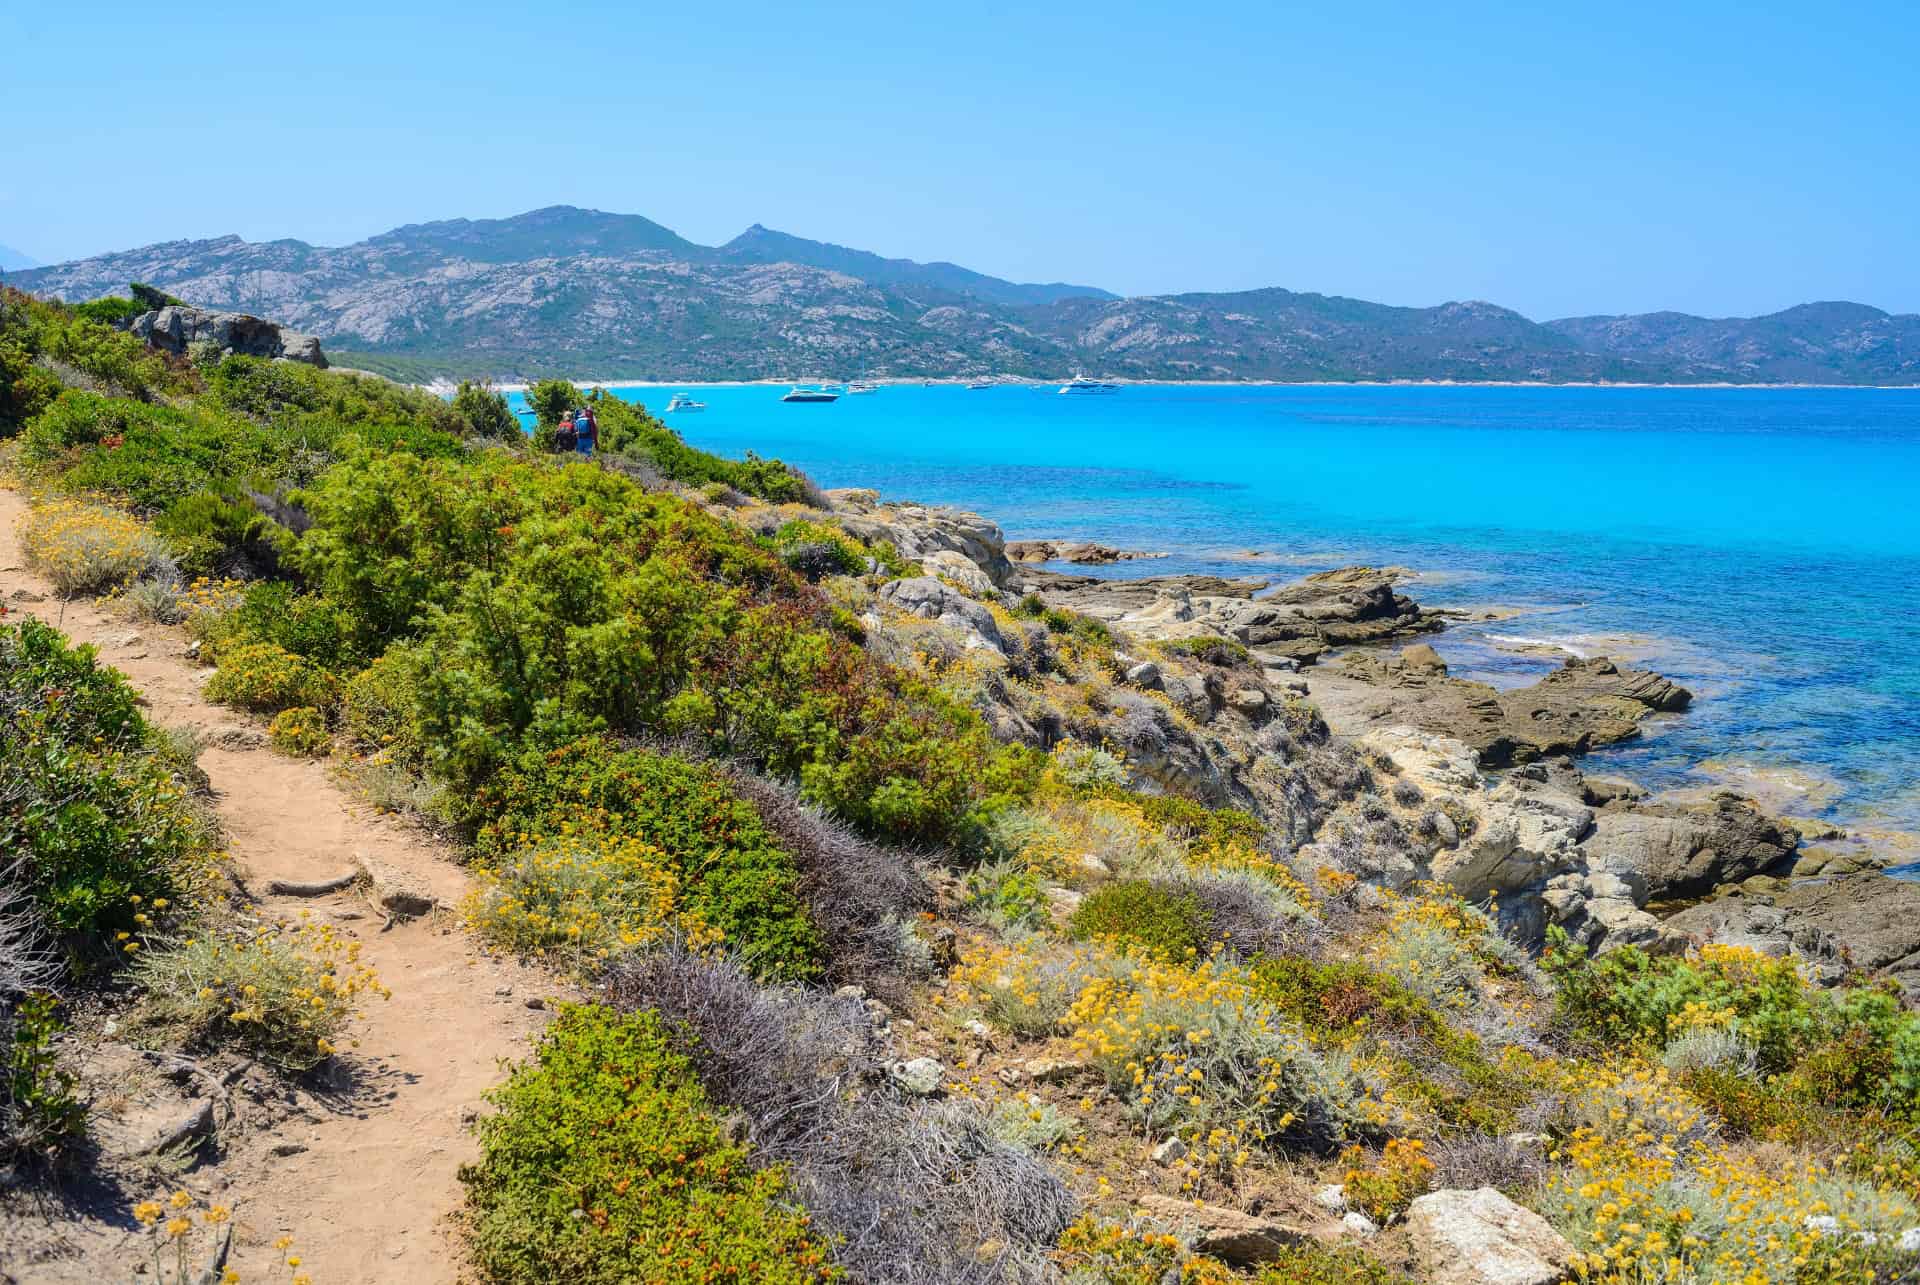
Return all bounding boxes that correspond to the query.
[966,379,997,390]
[846,380,880,395]
[781,385,839,403]
[1058,374,1119,395]
[664,392,706,413]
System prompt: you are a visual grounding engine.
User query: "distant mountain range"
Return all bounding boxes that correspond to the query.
[7,206,1916,384]
[0,244,39,271]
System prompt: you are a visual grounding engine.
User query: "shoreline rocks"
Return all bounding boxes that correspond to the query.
[1023,565,1441,660]
[1005,538,1168,564]
[1318,647,1690,767]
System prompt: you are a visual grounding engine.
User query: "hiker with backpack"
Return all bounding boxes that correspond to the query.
[574,404,597,456]
[555,410,577,453]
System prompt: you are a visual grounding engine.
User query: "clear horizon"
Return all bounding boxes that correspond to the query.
[6,0,1916,319]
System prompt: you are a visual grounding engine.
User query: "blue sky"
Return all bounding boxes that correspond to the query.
[4,0,1915,318]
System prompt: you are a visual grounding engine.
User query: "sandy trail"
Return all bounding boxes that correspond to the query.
[0,486,550,1284]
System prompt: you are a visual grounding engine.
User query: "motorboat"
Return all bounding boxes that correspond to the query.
[664,392,706,413]
[1058,374,1119,395]
[781,386,839,403]
[846,381,880,394]
[966,379,996,390]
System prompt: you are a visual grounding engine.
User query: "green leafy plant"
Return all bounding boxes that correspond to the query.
[203,641,338,713]
[3,993,87,1163]
[267,706,330,757]
[461,1004,840,1285]
[1067,879,1208,963]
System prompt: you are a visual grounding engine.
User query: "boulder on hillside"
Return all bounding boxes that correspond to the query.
[1405,1187,1573,1285]
[877,576,1005,652]
[129,304,328,368]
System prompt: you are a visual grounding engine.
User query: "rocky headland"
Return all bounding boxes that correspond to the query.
[766,491,1917,995]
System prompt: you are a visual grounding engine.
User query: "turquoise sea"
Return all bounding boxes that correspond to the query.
[511,383,1920,848]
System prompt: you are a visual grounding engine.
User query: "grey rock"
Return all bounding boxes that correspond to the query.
[1124,660,1163,689]
[878,576,1005,652]
[130,305,328,367]
[888,1057,945,1096]
[1405,1187,1574,1285]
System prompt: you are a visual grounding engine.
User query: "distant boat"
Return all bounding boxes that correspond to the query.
[966,380,996,390]
[846,381,880,395]
[664,392,706,413]
[781,386,839,403]
[1059,374,1119,395]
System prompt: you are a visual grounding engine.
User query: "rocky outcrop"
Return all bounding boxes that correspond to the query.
[877,577,1005,652]
[1666,874,1920,996]
[1005,539,1167,564]
[1405,1188,1573,1285]
[1579,794,1798,902]
[826,491,1016,589]
[129,305,328,367]
[1325,649,1690,767]
[1025,566,1441,660]
[1361,727,1797,954]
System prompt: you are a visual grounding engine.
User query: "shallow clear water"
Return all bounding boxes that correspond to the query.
[512,383,1920,837]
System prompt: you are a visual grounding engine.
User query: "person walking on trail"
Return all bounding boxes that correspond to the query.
[574,404,597,457]
[555,410,577,453]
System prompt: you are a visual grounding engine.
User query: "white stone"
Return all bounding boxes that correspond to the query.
[1406,1187,1574,1285]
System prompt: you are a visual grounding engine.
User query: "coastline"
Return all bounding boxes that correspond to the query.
[450,376,1920,393]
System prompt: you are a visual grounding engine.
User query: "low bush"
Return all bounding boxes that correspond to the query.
[966,859,1053,933]
[202,641,338,713]
[1340,1137,1434,1222]
[1251,1244,1416,1285]
[1055,1215,1231,1285]
[462,1004,839,1285]
[1156,636,1251,667]
[267,706,330,757]
[2,993,86,1165]
[18,499,169,597]
[1067,879,1207,963]
[586,390,819,503]
[132,918,388,1070]
[1,619,211,962]
[474,742,822,982]
[463,832,716,974]
[605,949,1076,1284]
[149,488,292,578]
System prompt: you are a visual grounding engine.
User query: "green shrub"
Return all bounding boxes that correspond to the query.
[964,860,1052,932]
[461,1005,838,1285]
[203,641,338,713]
[1068,880,1207,963]
[1157,636,1251,667]
[772,519,868,579]
[451,380,520,440]
[341,647,422,757]
[150,488,292,577]
[0,619,210,960]
[587,391,816,502]
[72,296,145,328]
[1253,1244,1417,1285]
[267,706,330,757]
[474,741,822,981]
[2,993,87,1164]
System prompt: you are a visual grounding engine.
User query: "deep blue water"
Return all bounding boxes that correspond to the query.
[511,383,1920,840]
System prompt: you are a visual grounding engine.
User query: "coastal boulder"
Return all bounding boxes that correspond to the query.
[1580,793,1797,902]
[878,577,1005,653]
[838,501,1015,588]
[1666,873,1920,996]
[1405,1187,1574,1285]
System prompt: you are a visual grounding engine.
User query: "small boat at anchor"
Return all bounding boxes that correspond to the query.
[846,381,880,394]
[664,392,706,413]
[1058,374,1120,395]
